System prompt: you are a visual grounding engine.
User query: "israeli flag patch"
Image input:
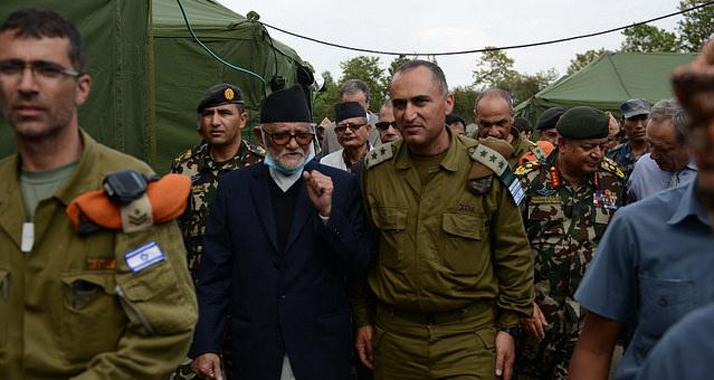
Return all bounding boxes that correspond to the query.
[125,241,165,273]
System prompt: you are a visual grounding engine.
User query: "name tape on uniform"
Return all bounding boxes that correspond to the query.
[125,241,165,273]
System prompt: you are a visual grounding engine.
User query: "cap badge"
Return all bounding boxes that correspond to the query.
[224,88,235,101]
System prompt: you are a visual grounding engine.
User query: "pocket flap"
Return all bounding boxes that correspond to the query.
[442,213,482,240]
[118,261,174,301]
[61,271,115,293]
[372,207,408,230]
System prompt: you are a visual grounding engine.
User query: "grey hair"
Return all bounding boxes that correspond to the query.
[672,110,688,146]
[649,98,681,124]
[392,60,449,96]
[475,88,514,112]
[340,79,371,102]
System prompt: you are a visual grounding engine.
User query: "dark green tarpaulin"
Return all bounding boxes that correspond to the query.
[1,0,309,173]
[516,52,697,124]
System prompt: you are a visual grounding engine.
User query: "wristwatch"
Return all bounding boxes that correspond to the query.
[500,325,524,338]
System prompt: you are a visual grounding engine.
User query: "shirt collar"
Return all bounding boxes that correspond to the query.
[668,178,711,227]
[394,128,459,172]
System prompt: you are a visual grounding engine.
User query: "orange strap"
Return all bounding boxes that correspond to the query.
[66,174,191,233]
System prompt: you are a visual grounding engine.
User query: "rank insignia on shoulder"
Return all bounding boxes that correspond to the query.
[601,158,625,179]
[125,241,165,273]
[514,161,539,177]
[470,144,508,176]
[365,142,395,169]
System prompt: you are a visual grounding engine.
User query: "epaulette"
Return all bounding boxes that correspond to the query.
[365,142,396,169]
[246,141,267,157]
[468,143,509,176]
[530,145,546,161]
[514,160,541,177]
[600,157,625,179]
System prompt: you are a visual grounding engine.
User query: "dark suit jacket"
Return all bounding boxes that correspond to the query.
[192,160,372,380]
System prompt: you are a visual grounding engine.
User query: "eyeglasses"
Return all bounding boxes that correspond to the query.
[263,129,315,146]
[375,121,397,131]
[335,122,367,134]
[0,60,81,82]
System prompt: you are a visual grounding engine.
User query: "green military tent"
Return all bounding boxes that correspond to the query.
[0,0,311,173]
[516,52,697,124]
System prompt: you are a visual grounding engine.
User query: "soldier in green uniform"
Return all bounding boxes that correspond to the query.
[352,60,533,380]
[514,106,625,380]
[0,9,197,380]
[170,83,264,380]
[472,88,550,168]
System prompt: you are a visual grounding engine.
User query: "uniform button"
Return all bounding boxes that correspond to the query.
[280,295,286,300]
[273,261,281,269]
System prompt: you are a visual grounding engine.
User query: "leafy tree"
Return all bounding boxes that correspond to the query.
[381,55,412,95]
[338,56,386,113]
[620,24,680,53]
[472,48,519,90]
[311,70,340,123]
[451,86,479,125]
[472,48,557,105]
[677,0,714,52]
[567,48,612,75]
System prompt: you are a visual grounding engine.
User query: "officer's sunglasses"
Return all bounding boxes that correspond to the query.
[263,129,315,146]
[335,122,367,134]
[375,121,397,131]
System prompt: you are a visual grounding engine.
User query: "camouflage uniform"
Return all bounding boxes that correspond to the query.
[513,151,625,380]
[606,142,649,179]
[169,140,264,380]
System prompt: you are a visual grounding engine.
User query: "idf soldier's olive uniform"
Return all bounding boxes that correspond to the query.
[354,132,534,379]
[510,128,545,168]
[171,140,264,282]
[0,131,198,380]
[513,107,626,380]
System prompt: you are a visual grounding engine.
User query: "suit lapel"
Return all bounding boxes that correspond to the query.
[250,165,280,253]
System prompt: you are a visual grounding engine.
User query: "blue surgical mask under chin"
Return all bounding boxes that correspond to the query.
[263,152,315,175]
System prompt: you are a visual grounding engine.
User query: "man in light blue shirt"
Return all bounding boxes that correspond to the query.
[626,101,697,203]
[567,179,714,380]
[634,301,714,380]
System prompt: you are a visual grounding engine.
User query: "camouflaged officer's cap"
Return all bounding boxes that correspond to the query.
[556,106,609,139]
[196,83,245,114]
[619,98,651,119]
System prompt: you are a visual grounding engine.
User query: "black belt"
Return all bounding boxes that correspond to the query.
[378,302,494,325]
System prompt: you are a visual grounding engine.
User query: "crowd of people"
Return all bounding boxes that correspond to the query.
[1,7,714,380]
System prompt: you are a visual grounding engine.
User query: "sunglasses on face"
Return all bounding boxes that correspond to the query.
[375,121,397,131]
[263,129,315,146]
[334,122,367,134]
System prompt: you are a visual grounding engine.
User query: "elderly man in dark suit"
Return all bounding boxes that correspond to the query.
[191,85,373,380]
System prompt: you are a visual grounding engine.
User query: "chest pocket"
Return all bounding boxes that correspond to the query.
[638,275,695,340]
[440,212,485,275]
[60,271,124,363]
[372,207,408,269]
[0,267,8,354]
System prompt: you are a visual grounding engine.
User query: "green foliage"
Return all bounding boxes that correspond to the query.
[677,0,714,52]
[472,48,558,105]
[567,48,612,75]
[451,86,479,124]
[311,70,340,123]
[338,56,386,113]
[620,24,680,53]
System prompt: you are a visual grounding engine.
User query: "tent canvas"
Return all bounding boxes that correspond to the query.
[0,0,309,173]
[516,52,697,124]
